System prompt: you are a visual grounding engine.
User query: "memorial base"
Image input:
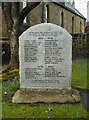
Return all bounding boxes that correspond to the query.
[12,88,80,103]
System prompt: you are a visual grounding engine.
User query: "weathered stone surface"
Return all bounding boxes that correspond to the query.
[12,88,80,103]
[19,23,72,89]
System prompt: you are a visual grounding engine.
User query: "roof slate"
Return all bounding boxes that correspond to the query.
[51,1,86,20]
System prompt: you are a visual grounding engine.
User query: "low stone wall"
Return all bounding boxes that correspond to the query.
[12,88,80,103]
[72,33,89,58]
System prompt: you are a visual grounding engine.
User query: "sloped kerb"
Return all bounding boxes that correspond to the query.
[12,88,80,104]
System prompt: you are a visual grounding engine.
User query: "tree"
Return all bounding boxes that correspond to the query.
[2,2,40,70]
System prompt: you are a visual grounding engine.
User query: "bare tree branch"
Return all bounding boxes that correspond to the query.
[20,2,40,23]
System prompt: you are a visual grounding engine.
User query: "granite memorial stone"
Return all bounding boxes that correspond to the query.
[19,23,72,89]
[12,23,80,103]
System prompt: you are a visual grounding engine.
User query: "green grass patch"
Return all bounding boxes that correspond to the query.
[2,102,88,119]
[2,79,20,102]
[71,58,89,89]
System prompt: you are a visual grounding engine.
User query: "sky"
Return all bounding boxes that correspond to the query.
[75,0,88,19]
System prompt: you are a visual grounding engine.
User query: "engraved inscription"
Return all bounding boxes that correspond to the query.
[45,38,64,64]
[45,66,65,78]
[24,40,38,62]
[19,23,72,88]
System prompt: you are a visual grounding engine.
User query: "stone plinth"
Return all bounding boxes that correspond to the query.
[12,88,80,103]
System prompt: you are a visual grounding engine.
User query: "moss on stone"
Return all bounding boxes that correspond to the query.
[0,68,19,81]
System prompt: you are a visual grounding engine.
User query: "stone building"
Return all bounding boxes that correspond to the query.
[1,1,86,37]
[25,0,87,58]
[26,0,86,34]
[1,1,87,60]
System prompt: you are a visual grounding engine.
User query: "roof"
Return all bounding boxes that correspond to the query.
[52,1,86,20]
[75,8,86,19]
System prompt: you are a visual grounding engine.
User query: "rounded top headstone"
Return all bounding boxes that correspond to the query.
[20,23,72,39]
[19,23,72,89]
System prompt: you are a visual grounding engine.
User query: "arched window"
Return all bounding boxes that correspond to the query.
[45,5,49,23]
[80,21,82,33]
[23,1,27,23]
[60,11,64,28]
[72,16,74,34]
[70,0,73,4]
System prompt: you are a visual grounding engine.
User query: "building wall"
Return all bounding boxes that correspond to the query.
[72,33,88,58]
[29,2,85,34]
[29,3,43,26]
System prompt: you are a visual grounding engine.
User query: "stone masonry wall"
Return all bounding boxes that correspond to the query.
[29,2,85,34]
[72,33,88,58]
[48,3,85,34]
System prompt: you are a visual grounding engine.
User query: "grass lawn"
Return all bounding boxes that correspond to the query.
[72,58,89,89]
[1,58,89,119]
[2,102,88,119]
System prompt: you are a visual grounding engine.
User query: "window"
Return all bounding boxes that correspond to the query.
[72,16,74,34]
[66,0,69,2]
[23,1,27,23]
[70,0,73,4]
[60,12,64,28]
[45,5,49,23]
[80,21,82,33]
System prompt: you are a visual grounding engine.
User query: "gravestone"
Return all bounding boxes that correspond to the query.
[19,23,72,88]
[12,23,80,103]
